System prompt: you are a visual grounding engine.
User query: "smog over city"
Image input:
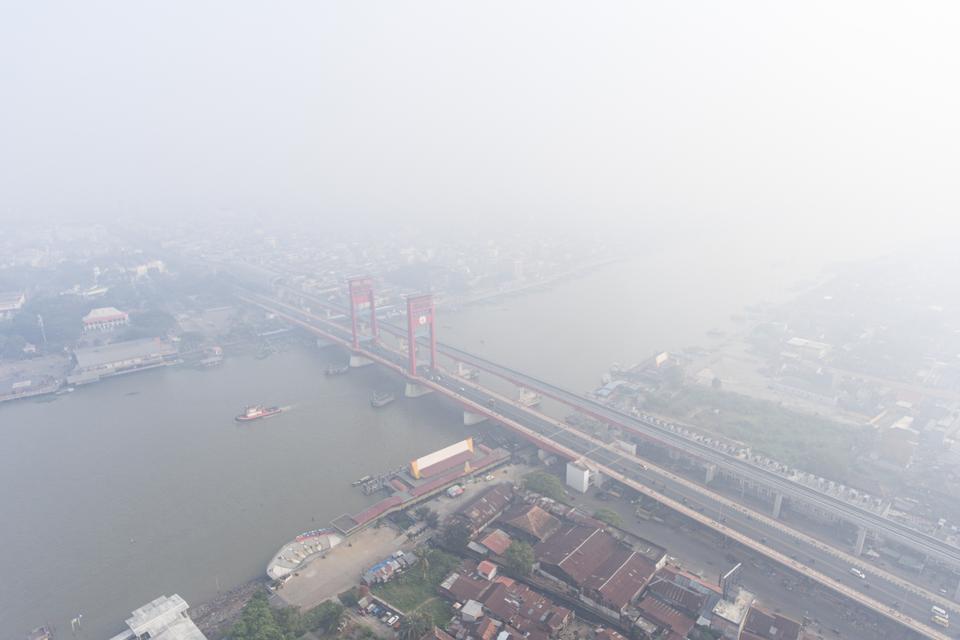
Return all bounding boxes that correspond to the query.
[2,3,960,640]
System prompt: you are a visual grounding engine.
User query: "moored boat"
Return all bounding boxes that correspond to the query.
[235,404,283,422]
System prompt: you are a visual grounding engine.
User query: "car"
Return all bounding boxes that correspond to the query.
[849,567,867,580]
[387,615,399,625]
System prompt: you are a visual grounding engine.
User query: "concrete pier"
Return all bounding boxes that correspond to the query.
[349,354,374,368]
[463,411,488,426]
[772,492,784,519]
[404,382,433,398]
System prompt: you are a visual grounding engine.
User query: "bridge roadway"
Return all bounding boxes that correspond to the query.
[276,284,960,574]
[246,292,955,638]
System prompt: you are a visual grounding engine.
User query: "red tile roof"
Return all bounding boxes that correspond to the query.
[501,503,561,541]
[480,529,513,556]
[741,606,802,640]
[636,596,696,639]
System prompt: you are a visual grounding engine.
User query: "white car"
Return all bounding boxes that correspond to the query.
[387,615,399,626]
[849,567,867,580]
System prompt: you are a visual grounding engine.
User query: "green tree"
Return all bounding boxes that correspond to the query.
[425,509,440,529]
[414,506,431,521]
[593,508,624,528]
[523,471,565,501]
[503,541,535,576]
[304,600,345,634]
[229,591,285,640]
[398,612,434,640]
[442,520,473,553]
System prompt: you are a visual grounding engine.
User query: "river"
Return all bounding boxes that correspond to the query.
[0,237,835,638]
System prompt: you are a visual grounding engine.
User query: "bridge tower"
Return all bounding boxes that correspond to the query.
[348,276,377,349]
[406,293,437,375]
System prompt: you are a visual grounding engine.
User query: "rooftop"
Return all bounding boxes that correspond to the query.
[501,503,561,541]
[741,606,802,640]
[73,337,176,370]
[480,529,513,556]
[110,594,207,640]
[711,588,754,625]
[83,306,128,322]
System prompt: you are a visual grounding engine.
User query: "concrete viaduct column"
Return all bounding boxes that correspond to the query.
[772,492,784,519]
[704,464,717,484]
[854,526,868,556]
[953,577,960,602]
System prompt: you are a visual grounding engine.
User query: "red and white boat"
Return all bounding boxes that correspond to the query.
[235,404,283,422]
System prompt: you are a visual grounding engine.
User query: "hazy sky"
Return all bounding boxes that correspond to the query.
[2,2,958,250]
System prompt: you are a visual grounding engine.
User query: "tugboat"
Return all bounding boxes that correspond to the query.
[235,404,283,422]
[370,391,396,408]
[325,364,349,376]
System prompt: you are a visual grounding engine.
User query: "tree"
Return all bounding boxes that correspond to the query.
[398,612,434,640]
[425,509,440,529]
[593,508,623,528]
[415,547,431,581]
[414,506,431,522]
[442,520,473,553]
[503,541,534,576]
[523,471,565,501]
[229,591,285,640]
[304,600,344,634]
[711,376,722,390]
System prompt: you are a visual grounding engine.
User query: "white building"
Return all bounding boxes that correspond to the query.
[109,594,207,640]
[0,291,25,319]
[82,306,129,332]
[566,460,601,493]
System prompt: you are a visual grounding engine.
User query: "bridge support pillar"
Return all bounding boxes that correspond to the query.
[854,526,867,556]
[349,353,374,368]
[953,577,960,602]
[404,382,433,398]
[463,411,488,426]
[772,492,784,519]
[704,464,717,484]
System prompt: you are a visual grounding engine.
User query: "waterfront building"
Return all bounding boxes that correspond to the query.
[82,306,129,332]
[68,337,178,384]
[108,594,207,640]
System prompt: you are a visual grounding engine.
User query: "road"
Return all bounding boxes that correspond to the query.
[242,291,953,639]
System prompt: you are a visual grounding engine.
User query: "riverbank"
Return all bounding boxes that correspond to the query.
[190,579,267,640]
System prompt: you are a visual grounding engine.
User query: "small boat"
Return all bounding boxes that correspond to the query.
[325,364,349,376]
[27,626,53,640]
[236,404,283,422]
[370,391,396,408]
[55,386,75,395]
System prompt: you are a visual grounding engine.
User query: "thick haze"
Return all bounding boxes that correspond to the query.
[1,2,958,250]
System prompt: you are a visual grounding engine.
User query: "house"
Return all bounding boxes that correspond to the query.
[740,606,802,640]
[634,595,696,640]
[479,529,513,556]
[82,306,129,332]
[710,588,754,640]
[440,561,572,640]
[534,524,658,619]
[500,503,561,543]
[453,484,514,535]
[646,565,722,618]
